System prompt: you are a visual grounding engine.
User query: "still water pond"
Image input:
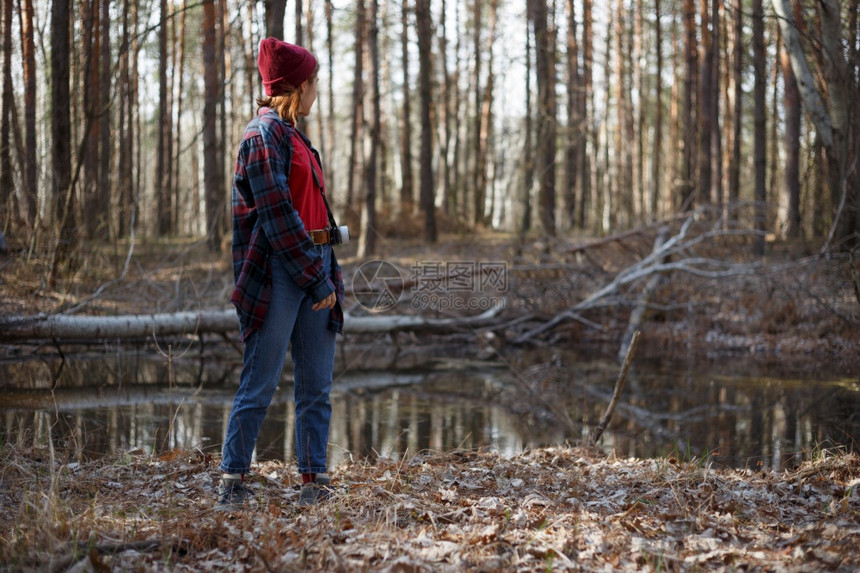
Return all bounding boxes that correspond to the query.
[0,347,857,471]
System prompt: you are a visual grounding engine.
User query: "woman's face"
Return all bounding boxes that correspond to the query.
[299,76,318,116]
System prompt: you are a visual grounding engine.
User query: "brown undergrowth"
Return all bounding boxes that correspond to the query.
[1,444,858,571]
[1,227,858,365]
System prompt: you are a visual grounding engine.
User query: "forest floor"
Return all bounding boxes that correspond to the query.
[0,444,858,571]
[1,225,859,570]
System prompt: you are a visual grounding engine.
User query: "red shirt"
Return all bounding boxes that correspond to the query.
[289,131,329,231]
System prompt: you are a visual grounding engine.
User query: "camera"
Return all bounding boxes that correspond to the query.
[329,225,350,246]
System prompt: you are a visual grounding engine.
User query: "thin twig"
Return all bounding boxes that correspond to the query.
[591,330,641,445]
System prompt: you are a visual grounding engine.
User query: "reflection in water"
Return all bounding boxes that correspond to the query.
[0,350,857,471]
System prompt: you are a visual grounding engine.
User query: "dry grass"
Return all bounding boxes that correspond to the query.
[1,444,858,571]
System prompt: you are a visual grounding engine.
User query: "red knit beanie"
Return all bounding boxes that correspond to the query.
[257,38,317,96]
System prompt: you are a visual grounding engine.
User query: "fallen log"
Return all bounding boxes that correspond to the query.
[0,306,506,343]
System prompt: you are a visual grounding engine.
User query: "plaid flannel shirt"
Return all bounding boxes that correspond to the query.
[230,108,344,340]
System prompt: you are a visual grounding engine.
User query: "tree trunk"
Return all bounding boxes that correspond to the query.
[779,47,801,238]
[521,13,534,235]
[174,1,187,234]
[99,0,111,238]
[416,0,436,242]
[711,0,722,208]
[0,307,506,343]
[266,0,286,39]
[438,0,453,215]
[667,6,680,214]
[815,0,858,248]
[613,0,630,226]
[346,0,365,209]
[529,0,557,236]
[681,0,697,209]
[0,0,13,226]
[728,0,742,203]
[358,0,380,257]
[50,0,75,285]
[399,0,413,210]
[295,0,306,132]
[245,1,258,118]
[650,0,663,221]
[19,0,37,228]
[581,0,593,230]
[471,0,483,225]
[202,0,222,252]
[698,0,712,204]
[633,0,644,221]
[117,0,135,238]
[564,0,578,228]
[325,0,335,194]
[477,0,497,227]
[752,0,766,255]
[295,0,303,44]
[81,0,101,239]
[156,0,172,236]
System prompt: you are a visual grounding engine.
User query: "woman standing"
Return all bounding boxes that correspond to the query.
[219,38,343,510]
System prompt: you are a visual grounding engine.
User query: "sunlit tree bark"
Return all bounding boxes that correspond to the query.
[778,47,801,238]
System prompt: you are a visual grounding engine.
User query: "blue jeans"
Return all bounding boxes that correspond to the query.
[221,244,336,475]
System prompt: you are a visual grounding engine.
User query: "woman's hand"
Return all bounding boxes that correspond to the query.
[312,292,336,311]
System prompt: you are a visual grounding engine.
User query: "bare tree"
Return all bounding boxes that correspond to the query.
[416,0,436,242]
[346,0,365,209]
[202,0,222,251]
[772,0,858,247]
[680,0,697,209]
[99,0,111,237]
[778,47,801,238]
[651,0,664,220]
[520,12,534,235]
[582,0,594,230]
[358,0,380,257]
[156,0,173,236]
[50,0,75,284]
[564,0,579,228]
[325,0,335,194]
[81,0,102,239]
[266,0,286,39]
[19,0,37,228]
[1,0,13,226]
[529,0,557,236]
[399,0,413,210]
[728,0,742,204]
[697,0,713,204]
[752,0,766,255]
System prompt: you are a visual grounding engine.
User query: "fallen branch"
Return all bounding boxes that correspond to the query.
[0,306,506,343]
[513,214,762,344]
[590,330,640,445]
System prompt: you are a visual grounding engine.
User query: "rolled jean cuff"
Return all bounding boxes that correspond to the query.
[220,463,250,474]
[299,465,328,474]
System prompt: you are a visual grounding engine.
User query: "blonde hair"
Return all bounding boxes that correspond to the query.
[256,65,319,124]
